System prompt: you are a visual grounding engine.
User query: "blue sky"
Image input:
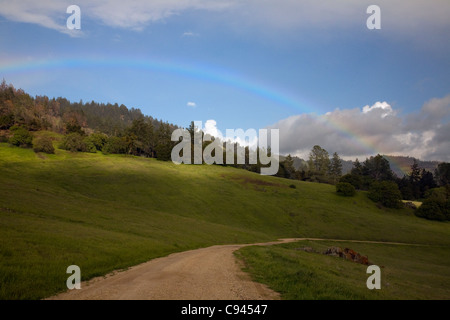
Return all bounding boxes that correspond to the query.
[0,1,449,161]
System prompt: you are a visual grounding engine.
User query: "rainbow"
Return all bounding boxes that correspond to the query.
[0,56,407,176]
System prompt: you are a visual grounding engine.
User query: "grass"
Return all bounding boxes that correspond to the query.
[0,142,449,299]
[402,200,423,207]
[235,240,450,300]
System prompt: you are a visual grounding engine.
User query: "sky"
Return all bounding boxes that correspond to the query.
[0,0,449,161]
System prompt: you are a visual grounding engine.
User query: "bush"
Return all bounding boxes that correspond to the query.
[33,136,55,154]
[368,181,403,209]
[59,133,87,152]
[289,184,296,189]
[102,136,128,154]
[336,182,356,197]
[85,133,108,151]
[8,126,33,148]
[415,199,449,221]
[339,174,363,190]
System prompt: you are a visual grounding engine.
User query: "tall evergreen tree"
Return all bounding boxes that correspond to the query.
[330,152,343,184]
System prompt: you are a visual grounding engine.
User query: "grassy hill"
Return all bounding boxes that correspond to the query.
[0,140,449,299]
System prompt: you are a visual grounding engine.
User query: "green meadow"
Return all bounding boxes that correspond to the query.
[235,240,450,300]
[0,139,449,299]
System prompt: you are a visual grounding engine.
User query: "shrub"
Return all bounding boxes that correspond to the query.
[102,136,128,154]
[415,199,449,221]
[339,174,363,190]
[289,184,296,189]
[8,126,33,148]
[33,136,55,154]
[368,181,403,209]
[59,133,87,152]
[336,182,356,197]
[83,137,97,153]
[85,133,108,151]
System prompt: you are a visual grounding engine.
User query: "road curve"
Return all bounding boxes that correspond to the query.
[47,238,424,300]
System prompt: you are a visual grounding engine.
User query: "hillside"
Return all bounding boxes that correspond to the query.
[0,139,449,299]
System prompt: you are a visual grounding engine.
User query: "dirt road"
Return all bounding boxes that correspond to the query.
[47,239,300,300]
[47,238,424,300]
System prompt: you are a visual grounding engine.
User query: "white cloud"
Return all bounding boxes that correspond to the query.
[267,96,450,162]
[362,101,394,118]
[182,31,199,37]
[203,119,223,139]
[0,0,235,33]
[187,101,196,108]
[202,120,259,150]
[0,0,448,42]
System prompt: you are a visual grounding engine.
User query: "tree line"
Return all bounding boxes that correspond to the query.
[0,80,177,160]
[1,81,448,221]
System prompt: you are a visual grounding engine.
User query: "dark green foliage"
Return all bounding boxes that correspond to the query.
[339,173,363,190]
[154,122,174,161]
[435,163,450,187]
[125,118,155,157]
[277,154,296,179]
[368,181,403,209]
[415,199,450,221]
[289,184,296,189]
[336,182,356,197]
[362,154,395,182]
[329,152,343,184]
[84,133,108,151]
[102,136,128,154]
[59,133,87,152]
[0,114,14,129]
[398,162,437,200]
[8,126,33,148]
[33,136,55,154]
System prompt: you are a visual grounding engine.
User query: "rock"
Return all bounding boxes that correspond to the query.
[323,246,343,257]
[323,246,370,265]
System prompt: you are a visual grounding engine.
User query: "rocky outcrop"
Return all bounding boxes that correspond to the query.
[323,247,370,265]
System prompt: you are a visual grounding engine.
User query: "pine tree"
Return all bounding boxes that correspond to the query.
[330,152,343,184]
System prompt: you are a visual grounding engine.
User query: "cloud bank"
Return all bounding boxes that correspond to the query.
[267,95,450,162]
[1,0,448,40]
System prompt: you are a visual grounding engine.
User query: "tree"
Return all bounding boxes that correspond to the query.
[8,126,33,148]
[351,158,363,176]
[362,154,395,181]
[419,169,436,198]
[154,122,174,161]
[278,154,296,179]
[307,145,330,182]
[435,163,450,187]
[408,159,422,199]
[329,152,343,184]
[397,175,414,200]
[368,181,403,209]
[126,117,154,157]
